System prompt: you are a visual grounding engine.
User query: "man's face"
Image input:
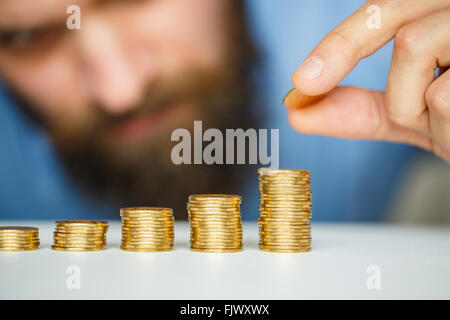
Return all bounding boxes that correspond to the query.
[0,0,255,214]
[0,0,230,143]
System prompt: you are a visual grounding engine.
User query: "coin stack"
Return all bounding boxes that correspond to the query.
[0,227,40,251]
[188,194,243,253]
[258,169,312,252]
[52,220,108,251]
[120,207,174,252]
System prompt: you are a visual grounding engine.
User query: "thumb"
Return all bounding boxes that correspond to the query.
[285,87,432,150]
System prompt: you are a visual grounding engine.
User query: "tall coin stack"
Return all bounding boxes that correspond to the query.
[188,194,243,253]
[258,169,312,253]
[52,220,108,251]
[0,227,40,251]
[120,207,174,252]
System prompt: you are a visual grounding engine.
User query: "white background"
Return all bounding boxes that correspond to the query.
[1,221,449,299]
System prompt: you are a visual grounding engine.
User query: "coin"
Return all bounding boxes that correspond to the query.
[120,207,174,252]
[0,226,40,251]
[52,220,108,251]
[188,194,243,253]
[257,169,312,253]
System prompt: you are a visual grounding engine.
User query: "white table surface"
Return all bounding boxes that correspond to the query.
[0,221,449,299]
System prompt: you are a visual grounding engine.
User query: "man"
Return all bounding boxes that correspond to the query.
[0,0,258,218]
[0,0,448,220]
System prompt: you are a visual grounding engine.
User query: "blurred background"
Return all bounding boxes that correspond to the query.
[0,0,449,222]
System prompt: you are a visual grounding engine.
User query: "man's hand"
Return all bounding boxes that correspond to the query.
[285,0,450,162]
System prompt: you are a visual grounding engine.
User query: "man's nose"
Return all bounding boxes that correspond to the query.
[75,17,144,115]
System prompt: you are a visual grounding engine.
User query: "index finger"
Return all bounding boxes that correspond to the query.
[292,0,449,96]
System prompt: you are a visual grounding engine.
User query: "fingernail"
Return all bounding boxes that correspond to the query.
[295,56,323,80]
[283,88,296,105]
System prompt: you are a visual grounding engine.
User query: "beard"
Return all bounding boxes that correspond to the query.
[48,64,258,219]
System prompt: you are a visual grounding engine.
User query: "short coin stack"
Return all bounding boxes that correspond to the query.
[188,194,243,253]
[120,207,174,252]
[0,227,40,251]
[52,220,108,251]
[258,169,312,253]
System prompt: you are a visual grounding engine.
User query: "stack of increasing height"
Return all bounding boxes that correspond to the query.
[258,169,312,253]
[120,207,174,252]
[52,220,108,251]
[188,194,243,253]
[0,226,40,251]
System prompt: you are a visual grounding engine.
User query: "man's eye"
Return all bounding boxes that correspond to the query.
[0,27,62,51]
[0,30,39,48]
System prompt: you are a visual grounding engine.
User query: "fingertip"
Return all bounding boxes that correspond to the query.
[283,88,327,110]
[291,57,332,96]
[282,88,296,106]
[291,71,323,96]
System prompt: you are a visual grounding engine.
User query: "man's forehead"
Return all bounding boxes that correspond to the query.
[0,0,93,29]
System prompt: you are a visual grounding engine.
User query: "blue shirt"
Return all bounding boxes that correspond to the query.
[0,0,418,221]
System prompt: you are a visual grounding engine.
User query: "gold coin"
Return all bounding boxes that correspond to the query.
[120,246,172,252]
[189,215,241,220]
[0,226,38,231]
[260,183,310,187]
[259,247,310,253]
[0,247,39,251]
[191,236,242,241]
[191,233,242,239]
[121,207,173,212]
[188,193,243,253]
[122,230,173,233]
[188,208,240,214]
[190,247,242,253]
[190,231,242,236]
[259,240,311,246]
[189,213,241,218]
[121,219,173,224]
[51,246,105,252]
[259,221,311,226]
[188,200,241,204]
[53,238,106,244]
[120,241,173,245]
[121,224,173,229]
[259,220,310,224]
[189,220,242,225]
[54,230,107,235]
[260,237,311,242]
[259,215,311,219]
[259,227,311,233]
[122,235,174,240]
[53,232,106,237]
[259,230,311,235]
[189,194,241,199]
[0,231,39,236]
[191,241,242,247]
[120,214,173,220]
[120,240,173,245]
[0,235,39,239]
[0,242,40,247]
[0,240,39,243]
[259,244,311,249]
[121,226,173,231]
[258,168,309,174]
[56,220,108,225]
